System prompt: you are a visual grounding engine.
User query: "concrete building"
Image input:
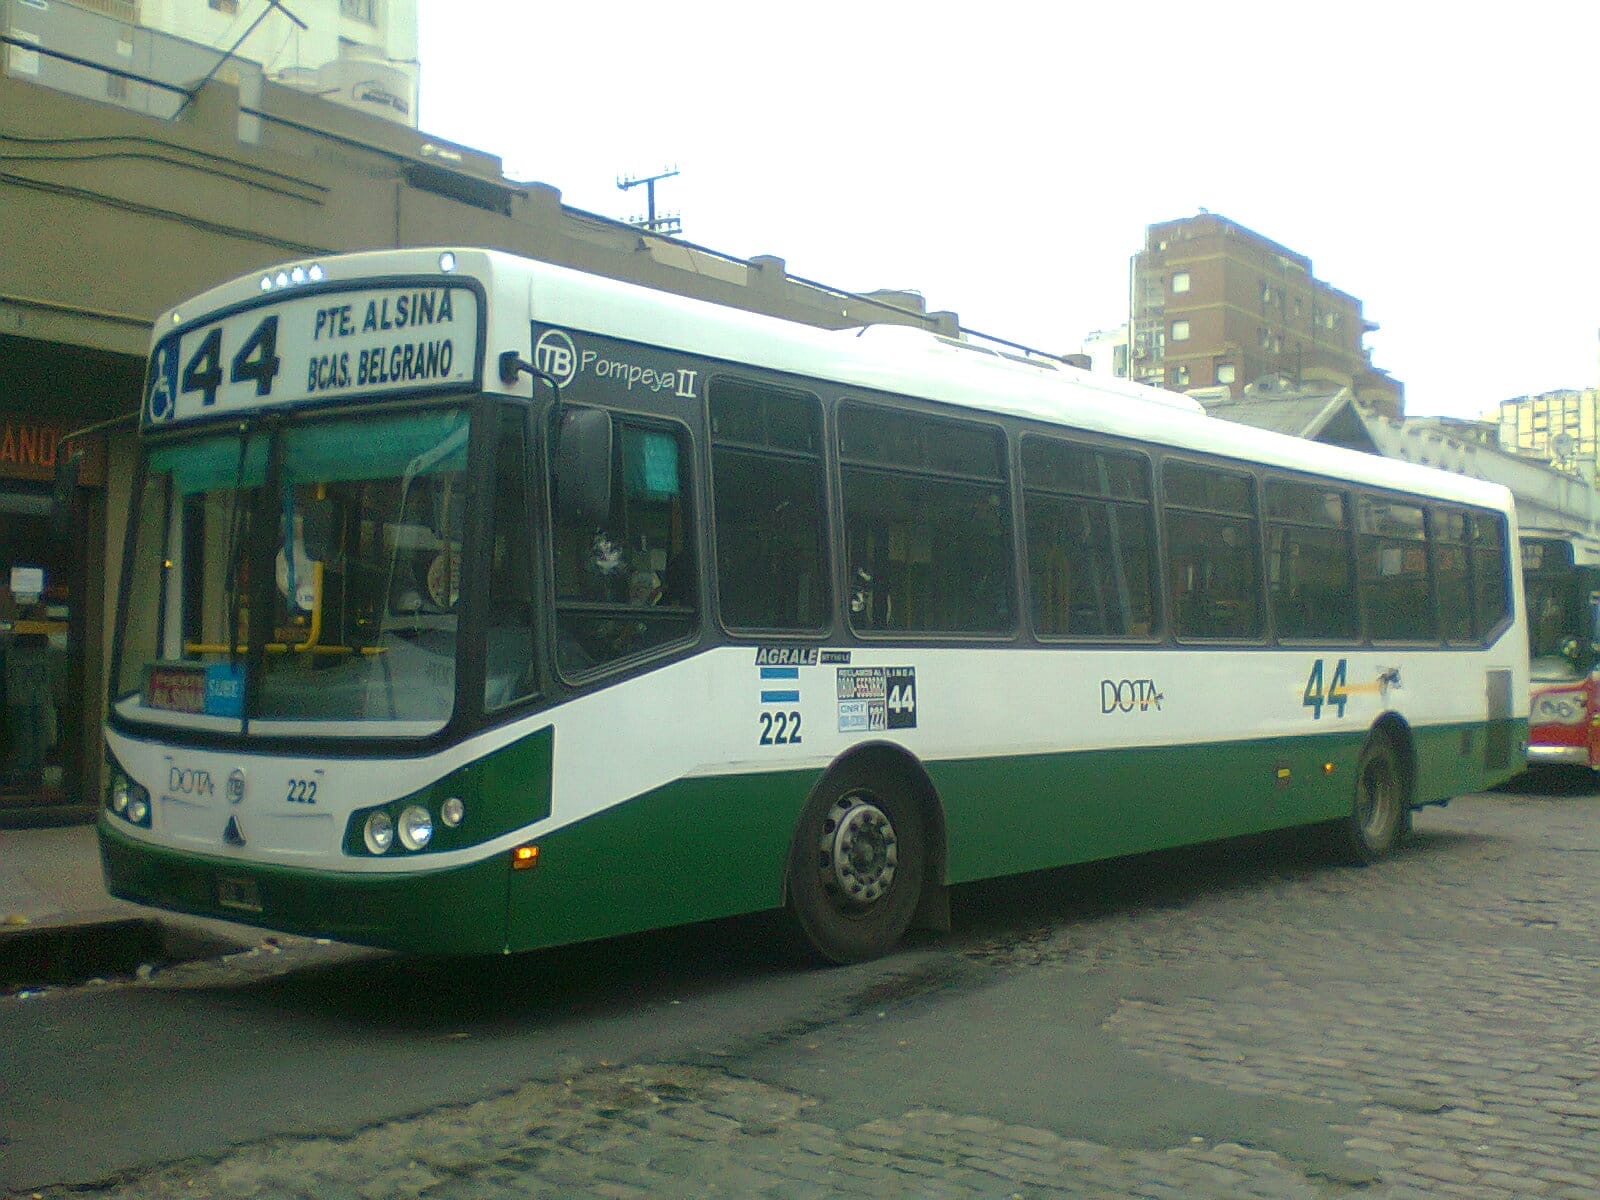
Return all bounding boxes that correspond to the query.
[1078,325,1129,380]
[1129,214,1402,418]
[7,0,422,125]
[0,0,962,824]
[1494,388,1600,480]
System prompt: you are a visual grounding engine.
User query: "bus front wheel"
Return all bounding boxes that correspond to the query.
[786,765,925,964]
[1330,732,1408,865]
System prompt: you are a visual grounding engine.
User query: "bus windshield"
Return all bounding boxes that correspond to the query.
[114,407,471,737]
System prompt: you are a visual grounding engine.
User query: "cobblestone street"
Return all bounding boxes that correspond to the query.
[13,785,1600,1199]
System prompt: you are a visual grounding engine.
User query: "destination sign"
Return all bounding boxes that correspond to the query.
[145,284,480,426]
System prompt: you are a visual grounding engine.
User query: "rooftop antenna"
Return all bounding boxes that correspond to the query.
[177,0,308,115]
[617,166,682,237]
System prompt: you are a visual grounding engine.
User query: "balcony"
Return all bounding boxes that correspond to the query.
[60,0,138,22]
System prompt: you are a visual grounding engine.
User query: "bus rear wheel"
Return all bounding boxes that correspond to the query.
[1331,732,1408,865]
[787,765,925,964]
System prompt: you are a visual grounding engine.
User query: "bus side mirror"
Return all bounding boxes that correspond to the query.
[554,407,612,529]
[51,448,83,539]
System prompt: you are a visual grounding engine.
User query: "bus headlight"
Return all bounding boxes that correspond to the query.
[398,805,433,851]
[107,769,151,827]
[439,797,465,828]
[364,810,395,854]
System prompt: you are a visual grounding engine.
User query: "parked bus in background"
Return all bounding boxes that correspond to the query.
[92,248,1529,963]
[1522,530,1600,769]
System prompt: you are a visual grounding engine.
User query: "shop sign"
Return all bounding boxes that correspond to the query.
[0,417,107,485]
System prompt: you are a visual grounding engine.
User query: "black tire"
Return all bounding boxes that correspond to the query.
[1330,732,1408,865]
[786,762,925,964]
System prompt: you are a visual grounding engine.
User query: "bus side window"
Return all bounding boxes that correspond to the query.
[1357,498,1433,642]
[709,379,830,632]
[485,409,536,709]
[1163,461,1263,641]
[838,403,1013,636]
[1021,438,1157,639]
[1264,480,1354,641]
[553,418,697,675]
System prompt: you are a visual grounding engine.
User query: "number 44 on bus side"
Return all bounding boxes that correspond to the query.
[1302,657,1349,719]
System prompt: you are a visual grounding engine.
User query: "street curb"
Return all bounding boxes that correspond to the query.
[1,915,253,991]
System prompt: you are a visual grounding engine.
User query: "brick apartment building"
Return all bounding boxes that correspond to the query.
[1129,214,1403,417]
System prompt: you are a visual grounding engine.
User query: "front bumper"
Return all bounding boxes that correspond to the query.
[98,819,512,955]
[1526,743,1593,768]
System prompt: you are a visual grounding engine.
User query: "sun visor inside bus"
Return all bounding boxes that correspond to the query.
[148,412,469,494]
[286,412,469,485]
[150,436,270,495]
[624,429,679,500]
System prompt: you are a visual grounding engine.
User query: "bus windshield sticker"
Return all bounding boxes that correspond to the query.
[143,663,207,714]
[837,666,917,732]
[204,662,245,718]
[146,284,480,425]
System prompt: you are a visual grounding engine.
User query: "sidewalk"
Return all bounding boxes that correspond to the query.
[0,820,261,987]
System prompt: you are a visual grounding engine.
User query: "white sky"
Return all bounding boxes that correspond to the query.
[415,1,1598,420]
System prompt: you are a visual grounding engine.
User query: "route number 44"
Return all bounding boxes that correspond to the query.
[182,315,282,408]
[1302,657,1349,719]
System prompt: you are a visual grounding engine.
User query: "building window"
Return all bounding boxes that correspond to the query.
[209,0,239,11]
[1170,272,1191,294]
[1171,320,1190,342]
[1171,366,1190,387]
[340,0,376,22]
[1216,362,1237,385]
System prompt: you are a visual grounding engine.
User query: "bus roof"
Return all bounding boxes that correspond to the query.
[159,246,1515,515]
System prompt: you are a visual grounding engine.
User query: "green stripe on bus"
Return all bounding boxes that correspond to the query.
[102,718,1524,956]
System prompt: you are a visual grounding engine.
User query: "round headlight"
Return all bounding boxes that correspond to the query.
[110,777,130,814]
[127,794,150,824]
[364,810,395,854]
[439,797,465,828]
[398,805,433,851]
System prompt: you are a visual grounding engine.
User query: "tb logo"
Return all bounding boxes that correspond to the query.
[533,329,578,388]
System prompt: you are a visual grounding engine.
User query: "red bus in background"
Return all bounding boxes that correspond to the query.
[1524,533,1600,769]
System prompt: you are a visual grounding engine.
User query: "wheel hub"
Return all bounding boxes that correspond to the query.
[819,794,898,905]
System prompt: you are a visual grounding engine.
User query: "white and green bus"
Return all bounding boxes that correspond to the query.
[97,247,1528,962]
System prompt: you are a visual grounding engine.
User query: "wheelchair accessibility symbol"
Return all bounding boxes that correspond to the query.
[146,339,178,422]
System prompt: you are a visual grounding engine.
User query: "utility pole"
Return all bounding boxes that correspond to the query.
[617,166,682,237]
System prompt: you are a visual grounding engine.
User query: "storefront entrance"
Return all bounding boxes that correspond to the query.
[0,488,80,813]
